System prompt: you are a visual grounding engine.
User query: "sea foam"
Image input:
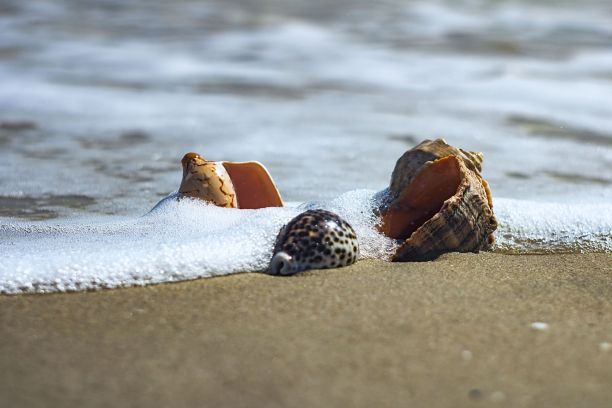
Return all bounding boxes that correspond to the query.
[493,198,612,254]
[0,192,609,294]
[0,190,395,294]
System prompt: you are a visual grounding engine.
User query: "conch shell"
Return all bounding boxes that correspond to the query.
[179,152,283,209]
[378,139,497,261]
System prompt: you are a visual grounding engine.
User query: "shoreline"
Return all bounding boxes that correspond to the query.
[2,252,611,407]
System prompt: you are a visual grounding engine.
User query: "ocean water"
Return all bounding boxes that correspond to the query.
[0,0,611,293]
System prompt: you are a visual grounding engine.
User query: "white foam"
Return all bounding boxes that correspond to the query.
[1,192,610,295]
[493,198,612,253]
[0,190,395,294]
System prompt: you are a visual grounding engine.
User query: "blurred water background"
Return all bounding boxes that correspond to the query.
[0,0,610,292]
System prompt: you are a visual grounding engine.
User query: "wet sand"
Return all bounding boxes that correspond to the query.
[1,252,611,408]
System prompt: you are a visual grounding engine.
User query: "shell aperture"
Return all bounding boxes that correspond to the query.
[269,209,359,276]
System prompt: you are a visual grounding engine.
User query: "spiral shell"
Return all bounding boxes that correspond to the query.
[379,139,497,261]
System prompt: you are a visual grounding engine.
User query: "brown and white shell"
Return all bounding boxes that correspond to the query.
[178,152,283,209]
[378,139,497,261]
[269,209,359,276]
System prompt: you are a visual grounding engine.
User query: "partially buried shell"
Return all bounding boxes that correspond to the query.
[178,152,283,209]
[269,209,359,276]
[378,139,497,261]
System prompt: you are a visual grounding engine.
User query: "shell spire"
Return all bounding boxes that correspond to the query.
[179,152,237,208]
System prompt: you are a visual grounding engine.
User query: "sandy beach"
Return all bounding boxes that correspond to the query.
[2,252,611,407]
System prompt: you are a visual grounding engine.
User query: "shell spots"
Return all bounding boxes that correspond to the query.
[268,209,359,276]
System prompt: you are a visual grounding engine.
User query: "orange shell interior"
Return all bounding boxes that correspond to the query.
[222,162,283,209]
[378,155,462,240]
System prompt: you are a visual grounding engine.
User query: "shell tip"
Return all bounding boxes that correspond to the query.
[182,152,203,165]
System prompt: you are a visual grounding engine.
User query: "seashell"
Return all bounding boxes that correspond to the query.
[269,209,359,276]
[178,152,283,209]
[378,139,497,261]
